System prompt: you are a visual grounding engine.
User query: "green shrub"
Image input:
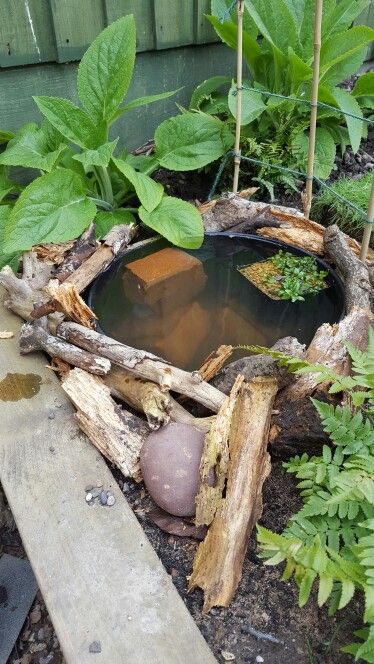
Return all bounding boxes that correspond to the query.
[311,172,373,240]
[241,329,374,662]
[190,0,374,196]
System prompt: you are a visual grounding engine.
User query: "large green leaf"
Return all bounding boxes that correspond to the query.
[0,167,18,203]
[95,209,135,239]
[211,0,258,38]
[292,127,336,180]
[190,76,231,110]
[34,96,103,149]
[73,139,118,170]
[0,205,20,271]
[245,0,300,56]
[77,15,136,125]
[138,196,203,249]
[323,0,371,40]
[288,48,312,93]
[320,26,374,81]
[0,123,65,172]
[113,157,163,213]
[228,84,266,125]
[352,72,374,99]
[115,89,180,118]
[4,170,96,252]
[0,130,15,146]
[155,113,231,171]
[331,87,363,154]
[207,15,261,74]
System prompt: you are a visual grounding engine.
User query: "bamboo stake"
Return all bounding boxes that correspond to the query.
[303,0,323,218]
[360,177,374,262]
[232,0,244,194]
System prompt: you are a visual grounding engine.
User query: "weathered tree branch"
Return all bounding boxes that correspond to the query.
[54,224,98,282]
[0,252,53,320]
[57,322,226,412]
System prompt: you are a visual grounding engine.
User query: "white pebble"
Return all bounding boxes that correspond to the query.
[107,494,116,506]
[256,657,264,663]
[85,493,93,502]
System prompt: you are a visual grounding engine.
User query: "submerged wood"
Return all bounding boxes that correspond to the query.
[57,322,226,412]
[189,377,278,612]
[324,225,372,312]
[195,375,244,527]
[62,368,149,478]
[19,319,111,376]
[31,224,137,319]
[105,366,213,433]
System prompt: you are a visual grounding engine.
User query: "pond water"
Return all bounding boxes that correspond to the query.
[89,234,345,371]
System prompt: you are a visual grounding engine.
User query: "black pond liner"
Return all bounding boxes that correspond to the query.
[87,232,345,371]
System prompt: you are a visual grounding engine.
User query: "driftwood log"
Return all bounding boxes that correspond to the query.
[324,224,372,312]
[54,224,98,282]
[31,224,137,319]
[0,252,53,320]
[19,319,111,376]
[62,368,150,479]
[104,366,214,433]
[189,376,278,612]
[57,323,226,412]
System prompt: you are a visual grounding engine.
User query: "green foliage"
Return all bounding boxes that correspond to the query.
[0,15,230,262]
[311,172,373,241]
[190,0,374,196]
[264,250,328,302]
[251,328,374,661]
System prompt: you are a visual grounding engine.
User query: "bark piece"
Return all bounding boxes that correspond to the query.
[62,368,149,478]
[0,252,53,320]
[105,365,214,433]
[57,322,226,412]
[324,224,372,312]
[19,319,111,376]
[189,377,278,612]
[201,195,285,233]
[212,337,305,394]
[31,224,137,319]
[54,224,98,282]
[45,279,97,328]
[195,375,244,527]
[34,241,75,265]
[197,345,233,382]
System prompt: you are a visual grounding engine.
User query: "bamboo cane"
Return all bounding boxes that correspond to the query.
[233,0,244,194]
[360,177,374,262]
[303,0,323,218]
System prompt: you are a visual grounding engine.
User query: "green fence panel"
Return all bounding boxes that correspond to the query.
[0,0,56,67]
[104,0,156,52]
[195,0,217,43]
[153,0,195,49]
[50,0,106,63]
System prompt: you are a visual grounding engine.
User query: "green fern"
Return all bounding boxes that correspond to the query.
[253,327,374,661]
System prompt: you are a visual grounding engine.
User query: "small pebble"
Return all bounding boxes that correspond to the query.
[48,412,55,420]
[122,482,130,493]
[256,657,264,663]
[85,485,94,492]
[107,494,116,507]
[221,651,235,661]
[96,481,103,488]
[37,627,45,640]
[89,640,102,654]
[85,493,93,502]
[91,488,101,499]
[100,490,108,506]
[30,608,42,624]
[39,654,54,664]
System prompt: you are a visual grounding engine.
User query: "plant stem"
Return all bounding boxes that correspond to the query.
[88,197,113,211]
[233,0,245,194]
[94,166,114,207]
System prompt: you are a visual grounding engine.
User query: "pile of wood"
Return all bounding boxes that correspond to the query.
[1,196,373,613]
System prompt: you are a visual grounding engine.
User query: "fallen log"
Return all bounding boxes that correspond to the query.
[31,224,137,319]
[200,195,295,233]
[57,322,226,412]
[324,224,372,312]
[19,319,111,376]
[189,377,278,612]
[62,368,149,478]
[104,366,214,432]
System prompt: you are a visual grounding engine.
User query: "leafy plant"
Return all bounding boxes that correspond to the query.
[240,328,374,661]
[311,171,373,242]
[264,250,328,302]
[0,15,232,265]
[189,0,374,195]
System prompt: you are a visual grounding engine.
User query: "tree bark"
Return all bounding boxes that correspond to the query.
[62,368,150,479]
[324,224,372,312]
[54,224,98,282]
[0,252,53,320]
[189,377,278,612]
[45,279,97,328]
[57,322,226,412]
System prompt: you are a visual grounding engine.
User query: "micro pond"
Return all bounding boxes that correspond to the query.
[88,233,345,371]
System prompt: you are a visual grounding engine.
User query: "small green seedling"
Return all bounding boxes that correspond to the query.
[265,250,328,302]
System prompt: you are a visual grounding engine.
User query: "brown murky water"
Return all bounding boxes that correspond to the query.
[89,235,344,371]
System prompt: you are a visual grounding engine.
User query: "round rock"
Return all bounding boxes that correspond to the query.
[140,422,205,517]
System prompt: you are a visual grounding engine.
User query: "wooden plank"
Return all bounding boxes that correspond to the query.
[154,0,195,49]
[195,0,217,44]
[104,0,156,52]
[0,293,217,664]
[49,0,106,63]
[0,0,56,67]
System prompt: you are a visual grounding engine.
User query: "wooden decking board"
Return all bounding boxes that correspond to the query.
[0,293,216,664]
